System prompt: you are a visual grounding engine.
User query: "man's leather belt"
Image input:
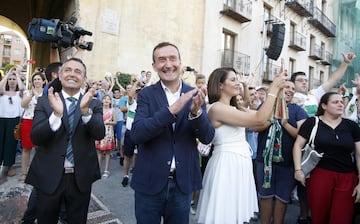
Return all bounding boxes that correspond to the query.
[168,170,176,179]
[64,167,75,174]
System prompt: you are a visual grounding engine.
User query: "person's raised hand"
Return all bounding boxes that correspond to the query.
[269,69,288,92]
[351,73,360,87]
[190,86,207,115]
[342,52,356,64]
[168,88,198,116]
[80,84,97,114]
[48,87,63,117]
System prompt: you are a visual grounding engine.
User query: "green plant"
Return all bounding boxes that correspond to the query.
[4,64,15,73]
[114,72,131,90]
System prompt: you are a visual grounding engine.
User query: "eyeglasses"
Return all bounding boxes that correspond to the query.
[8,97,13,104]
[295,78,308,83]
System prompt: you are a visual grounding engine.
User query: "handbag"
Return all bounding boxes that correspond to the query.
[300,116,323,178]
[13,111,25,141]
[13,122,21,140]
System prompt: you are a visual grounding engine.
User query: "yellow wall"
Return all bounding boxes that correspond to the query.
[78,0,205,82]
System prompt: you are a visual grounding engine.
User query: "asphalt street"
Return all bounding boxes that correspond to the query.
[0,152,300,223]
[93,155,300,224]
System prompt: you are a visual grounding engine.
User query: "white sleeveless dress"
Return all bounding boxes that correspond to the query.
[196,124,258,224]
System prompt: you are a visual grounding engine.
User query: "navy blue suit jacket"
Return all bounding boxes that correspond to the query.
[130,81,215,195]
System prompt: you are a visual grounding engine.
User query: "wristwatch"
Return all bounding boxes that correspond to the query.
[191,109,202,117]
[82,108,93,116]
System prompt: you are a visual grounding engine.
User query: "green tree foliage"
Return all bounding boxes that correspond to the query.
[114,72,131,90]
[2,64,15,74]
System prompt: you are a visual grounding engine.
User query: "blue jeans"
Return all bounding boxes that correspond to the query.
[135,178,191,224]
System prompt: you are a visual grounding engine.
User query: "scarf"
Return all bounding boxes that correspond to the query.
[262,119,284,188]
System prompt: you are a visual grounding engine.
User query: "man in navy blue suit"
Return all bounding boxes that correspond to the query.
[130,42,215,224]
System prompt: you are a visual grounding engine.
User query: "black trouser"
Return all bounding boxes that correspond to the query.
[22,188,68,224]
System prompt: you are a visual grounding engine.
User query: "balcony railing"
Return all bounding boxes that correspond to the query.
[309,43,323,60]
[289,31,306,51]
[285,0,313,17]
[321,51,332,65]
[221,49,250,75]
[220,0,252,23]
[308,7,336,37]
[263,62,280,81]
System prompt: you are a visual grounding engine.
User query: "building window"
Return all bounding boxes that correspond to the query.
[264,5,272,34]
[309,66,314,89]
[321,41,325,58]
[222,30,236,67]
[14,48,22,56]
[319,70,324,84]
[3,46,11,57]
[289,58,295,75]
[224,0,234,8]
[2,58,10,67]
[310,35,315,53]
[290,22,295,45]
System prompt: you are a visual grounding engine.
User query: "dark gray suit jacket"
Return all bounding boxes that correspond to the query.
[26,93,105,194]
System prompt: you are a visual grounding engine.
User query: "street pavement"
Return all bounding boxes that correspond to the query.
[0,152,300,223]
[93,154,301,224]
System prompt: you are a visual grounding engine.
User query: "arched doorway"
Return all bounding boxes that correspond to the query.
[0,0,76,82]
[0,16,31,86]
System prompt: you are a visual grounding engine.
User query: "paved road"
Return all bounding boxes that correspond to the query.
[93,155,301,224]
[0,153,300,223]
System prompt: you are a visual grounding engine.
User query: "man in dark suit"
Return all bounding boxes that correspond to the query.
[26,57,105,224]
[130,42,215,224]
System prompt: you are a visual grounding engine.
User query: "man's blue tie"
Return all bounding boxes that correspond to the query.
[66,97,77,165]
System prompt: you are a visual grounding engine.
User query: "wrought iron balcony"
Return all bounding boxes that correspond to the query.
[285,0,313,17]
[309,43,323,60]
[220,0,252,23]
[221,49,250,75]
[289,31,306,51]
[263,62,280,81]
[308,7,336,37]
[321,51,332,65]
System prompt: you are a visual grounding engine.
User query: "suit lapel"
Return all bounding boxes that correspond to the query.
[59,93,70,133]
[175,82,191,129]
[153,82,176,133]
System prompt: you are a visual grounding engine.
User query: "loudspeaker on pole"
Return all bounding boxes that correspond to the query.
[266,24,285,60]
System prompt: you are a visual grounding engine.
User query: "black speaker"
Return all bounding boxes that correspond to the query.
[266,24,285,60]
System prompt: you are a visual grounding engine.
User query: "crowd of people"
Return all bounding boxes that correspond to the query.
[1,42,360,224]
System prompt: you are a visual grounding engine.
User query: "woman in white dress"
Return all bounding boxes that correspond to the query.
[196,67,287,223]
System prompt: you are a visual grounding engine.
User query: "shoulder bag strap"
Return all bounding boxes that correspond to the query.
[308,116,319,147]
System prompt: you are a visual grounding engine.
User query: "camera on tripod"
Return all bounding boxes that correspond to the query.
[28,17,93,51]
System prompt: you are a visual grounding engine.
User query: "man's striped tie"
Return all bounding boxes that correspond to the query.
[66,97,77,165]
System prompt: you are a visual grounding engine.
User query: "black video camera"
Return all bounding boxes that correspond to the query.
[28,17,93,51]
